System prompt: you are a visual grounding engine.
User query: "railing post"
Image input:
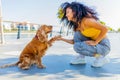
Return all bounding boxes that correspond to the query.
[17,23,22,39]
[0,0,4,44]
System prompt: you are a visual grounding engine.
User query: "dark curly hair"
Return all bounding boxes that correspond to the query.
[58,2,99,31]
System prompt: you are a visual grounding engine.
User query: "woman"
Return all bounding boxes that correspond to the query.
[57,2,111,67]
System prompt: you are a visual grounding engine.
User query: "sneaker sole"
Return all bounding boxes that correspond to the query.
[70,62,86,65]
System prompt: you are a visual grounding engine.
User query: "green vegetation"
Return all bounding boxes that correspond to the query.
[99,20,117,32]
[117,28,120,32]
[57,8,64,19]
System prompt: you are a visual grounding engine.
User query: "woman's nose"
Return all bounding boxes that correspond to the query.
[66,14,68,17]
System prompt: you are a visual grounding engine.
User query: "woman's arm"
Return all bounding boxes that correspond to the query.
[57,37,74,44]
[84,18,108,45]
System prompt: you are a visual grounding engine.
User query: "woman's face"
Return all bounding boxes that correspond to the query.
[66,7,74,21]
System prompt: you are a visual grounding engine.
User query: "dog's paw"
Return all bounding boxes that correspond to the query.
[21,66,30,70]
[37,65,46,69]
[55,35,61,39]
[53,35,62,41]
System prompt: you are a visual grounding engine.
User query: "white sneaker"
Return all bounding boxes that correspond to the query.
[92,56,110,67]
[70,54,86,65]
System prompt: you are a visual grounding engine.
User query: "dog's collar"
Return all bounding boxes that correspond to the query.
[35,35,39,40]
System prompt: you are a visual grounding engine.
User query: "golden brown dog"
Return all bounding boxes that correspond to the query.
[0,25,60,70]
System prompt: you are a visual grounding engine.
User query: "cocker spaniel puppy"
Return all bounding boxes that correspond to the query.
[0,25,60,70]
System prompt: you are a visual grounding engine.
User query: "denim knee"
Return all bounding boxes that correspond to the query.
[73,42,95,56]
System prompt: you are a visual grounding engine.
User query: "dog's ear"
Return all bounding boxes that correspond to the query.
[36,29,47,42]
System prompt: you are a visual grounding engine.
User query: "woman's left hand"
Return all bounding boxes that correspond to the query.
[85,40,98,46]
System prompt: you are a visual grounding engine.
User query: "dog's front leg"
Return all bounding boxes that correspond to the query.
[36,51,46,69]
[48,38,55,46]
[48,35,61,46]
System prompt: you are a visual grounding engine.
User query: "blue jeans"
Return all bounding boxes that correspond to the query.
[73,31,111,57]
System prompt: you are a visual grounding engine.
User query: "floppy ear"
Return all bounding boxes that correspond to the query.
[36,29,46,42]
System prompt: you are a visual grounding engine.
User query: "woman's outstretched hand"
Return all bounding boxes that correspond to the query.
[54,35,74,44]
[54,35,62,41]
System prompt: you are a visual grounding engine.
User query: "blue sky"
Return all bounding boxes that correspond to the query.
[1,0,120,30]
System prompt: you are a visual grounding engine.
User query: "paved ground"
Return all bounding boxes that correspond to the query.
[0,33,120,80]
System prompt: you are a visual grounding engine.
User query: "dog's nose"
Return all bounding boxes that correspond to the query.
[49,26,53,28]
[48,26,53,29]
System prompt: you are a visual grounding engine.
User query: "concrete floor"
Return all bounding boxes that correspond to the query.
[0,33,120,80]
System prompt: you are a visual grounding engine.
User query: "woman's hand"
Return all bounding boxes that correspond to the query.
[54,35,62,41]
[85,40,98,46]
[55,35,74,44]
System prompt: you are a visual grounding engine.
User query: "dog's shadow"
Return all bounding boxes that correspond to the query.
[0,54,120,78]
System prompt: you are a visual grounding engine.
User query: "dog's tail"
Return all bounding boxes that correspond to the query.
[0,61,20,68]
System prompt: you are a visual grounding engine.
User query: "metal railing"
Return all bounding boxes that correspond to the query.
[0,20,73,44]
